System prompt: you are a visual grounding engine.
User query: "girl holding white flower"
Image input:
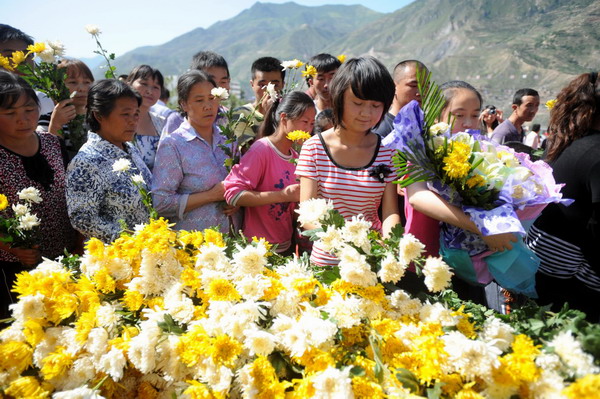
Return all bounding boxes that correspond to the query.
[66,79,151,243]
[297,56,400,266]
[0,72,75,317]
[152,70,239,233]
[224,91,315,254]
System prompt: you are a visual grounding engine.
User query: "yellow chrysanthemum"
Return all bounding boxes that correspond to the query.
[465,174,485,189]
[337,54,347,63]
[4,376,51,399]
[93,267,116,294]
[261,276,284,301]
[207,278,241,301]
[289,377,315,399]
[23,319,46,346]
[74,310,97,342]
[360,285,386,303]
[210,334,243,367]
[203,228,226,247]
[27,42,46,54]
[455,382,485,399]
[179,230,204,248]
[121,289,144,311]
[46,291,79,323]
[291,276,319,296]
[40,345,75,380]
[0,340,33,374]
[145,296,164,309]
[443,142,472,179]
[286,130,311,142]
[10,50,27,67]
[247,356,290,398]
[295,348,335,374]
[545,99,557,110]
[177,325,211,367]
[563,374,600,399]
[341,325,366,347]
[184,380,216,399]
[313,285,331,306]
[137,381,159,399]
[0,55,14,71]
[497,334,540,384]
[302,65,317,79]
[85,237,105,258]
[0,193,8,211]
[352,376,385,399]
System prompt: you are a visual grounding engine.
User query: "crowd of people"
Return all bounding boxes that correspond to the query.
[1,24,598,323]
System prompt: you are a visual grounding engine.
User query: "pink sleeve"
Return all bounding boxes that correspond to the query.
[223,142,266,206]
[295,137,318,179]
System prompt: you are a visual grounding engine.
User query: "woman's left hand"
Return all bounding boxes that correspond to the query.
[222,204,239,216]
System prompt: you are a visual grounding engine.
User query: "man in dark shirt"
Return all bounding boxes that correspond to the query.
[491,88,540,144]
[373,59,428,138]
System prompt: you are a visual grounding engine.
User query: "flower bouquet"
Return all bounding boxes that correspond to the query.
[0,187,43,251]
[383,72,571,297]
[1,216,598,398]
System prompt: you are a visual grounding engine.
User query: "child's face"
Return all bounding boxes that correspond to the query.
[130,76,161,109]
[65,71,93,108]
[311,69,337,102]
[0,94,40,139]
[282,107,316,135]
[180,81,219,131]
[205,67,230,91]
[250,70,284,101]
[441,88,481,133]
[341,88,384,133]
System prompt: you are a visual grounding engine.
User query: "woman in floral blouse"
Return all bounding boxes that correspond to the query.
[66,79,151,243]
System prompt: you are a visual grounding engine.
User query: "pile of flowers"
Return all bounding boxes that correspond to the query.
[0,201,599,397]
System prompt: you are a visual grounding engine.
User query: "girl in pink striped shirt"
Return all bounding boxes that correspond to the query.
[296,57,400,266]
[224,92,315,255]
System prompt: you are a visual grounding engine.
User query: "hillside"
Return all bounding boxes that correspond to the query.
[109,0,599,125]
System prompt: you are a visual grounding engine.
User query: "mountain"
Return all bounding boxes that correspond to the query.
[108,0,598,124]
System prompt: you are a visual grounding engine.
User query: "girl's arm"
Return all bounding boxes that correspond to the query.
[406,181,517,251]
[381,181,400,238]
[234,184,300,207]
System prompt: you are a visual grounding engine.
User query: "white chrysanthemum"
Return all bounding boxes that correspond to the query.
[52,386,104,399]
[128,320,161,373]
[235,274,271,301]
[280,59,303,71]
[232,244,268,275]
[98,347,127,381]
[104,256,133,282]
[163,283,195,324]
[419,302,457,326]
[199,360,233,393]
[311,366,354,399]
[388,290,423,316]
[18,213,40,230]
[276,323,309,357]
[9,293,46,322]
[265,82,279,100]
[85,24,101,35]
[480,317,515,352]
[527,369,566,399]
[29,258,69,277]
[238,362,259,398]
[244,329,276,357]
[378,253,407,283]
[211,87,229,100]
[56,355,96,391]
[18,187,42,203]
[316,225,344,253]
[131,174,145,184]
[275,255,312,279]
[299,312,338,348]
[155,335,188,384]
[112,158,131,173]
[338,246,377,287]
[47,40,66,57]
[429,122,450,135]
[196,243,230,271]
[341,215,372,252]
[394,323,422,347]
[321,293,362,329]
[85,328,109,357]
[296,198,334,228]
[442,331,501,381]
[422,256,453,292]
[399,233,425,264]
[11,203,29,216]
[130,249,182,296]
[480,383,519,399]
[270,288,303,317]
[37,48,57,63]
[548,330,600,377]
[535,353,562,372]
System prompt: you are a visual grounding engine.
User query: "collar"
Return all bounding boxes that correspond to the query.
[179,120,225,146]
[87,132,133,157]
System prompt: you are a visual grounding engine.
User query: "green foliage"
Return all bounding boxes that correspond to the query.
[17,62,70,103]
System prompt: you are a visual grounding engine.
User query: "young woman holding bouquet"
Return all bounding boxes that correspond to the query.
[224,91,315,255]
[526,72,600,321]
[296,56,400,266]
[0,71,75,318]
[66,79,151,243]
[152,70,239,233]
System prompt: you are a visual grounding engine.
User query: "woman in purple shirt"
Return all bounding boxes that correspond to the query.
[152,70,238,232]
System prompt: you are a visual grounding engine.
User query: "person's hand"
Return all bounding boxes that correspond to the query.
[9,246,41,267]
[481,232,518,252]
[49,99,77,134]
[209,181,226,201]
[281,184,300,202]
[222,204,239,216]
[495,109,504,123]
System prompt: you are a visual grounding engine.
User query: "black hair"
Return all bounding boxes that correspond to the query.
[531,123,541,132]
[392,59,427,83]
[161,87,170,102]
[329,56,394,131]
[190,51,230,78]
[314,109,334,135]
[439,80,483,115]
[0,70,39,109]
[58,59,94,82]
[87,79,142,132]
[251,56,285,81]
[513,88,539,105]
[0,24,34,46]
[305,53,342,84]
[125,65,164,89]
[176,70,216,117]
[258,91,315,139]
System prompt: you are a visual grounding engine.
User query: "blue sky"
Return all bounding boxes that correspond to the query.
[2,0,414,59]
